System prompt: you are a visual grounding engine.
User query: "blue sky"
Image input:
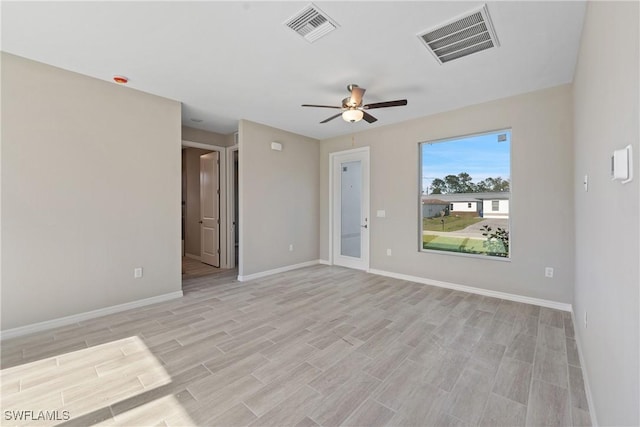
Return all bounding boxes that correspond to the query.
[421,130,511,191]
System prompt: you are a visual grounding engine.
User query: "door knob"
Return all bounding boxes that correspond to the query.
[199,221,203,224]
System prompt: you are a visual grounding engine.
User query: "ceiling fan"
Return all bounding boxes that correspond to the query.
[302,84,407,124]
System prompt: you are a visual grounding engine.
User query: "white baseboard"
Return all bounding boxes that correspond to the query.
[0,291,184,341]
[570,311,598,426]
[318,259,331,265]
[238,260,320,282]
[368,268,573,312]
[184,253,201,261]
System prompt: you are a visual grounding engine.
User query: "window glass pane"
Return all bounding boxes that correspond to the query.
[341,161,361,258]
[420,130,511,258]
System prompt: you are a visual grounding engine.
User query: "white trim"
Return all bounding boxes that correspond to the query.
[318,259,331,265]
[0,291,184,341]
[184,253,201,261]
[368,268,572,312]
[237,260,320,282]
[570,311,598,426]
[181,140,225,151]
[329,147,371,266]
[182,140,228,268]
[226,145,239,269]
[329,147,370,270]
[238,124,245,277]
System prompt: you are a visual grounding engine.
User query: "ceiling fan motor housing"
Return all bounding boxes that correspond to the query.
[342,97,355,108]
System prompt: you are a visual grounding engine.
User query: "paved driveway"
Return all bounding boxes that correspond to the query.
[424,218,509,239]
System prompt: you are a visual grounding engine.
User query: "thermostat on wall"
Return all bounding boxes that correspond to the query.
[611,144,633,184]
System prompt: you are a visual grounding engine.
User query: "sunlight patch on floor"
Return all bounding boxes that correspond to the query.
[0,336,193,426]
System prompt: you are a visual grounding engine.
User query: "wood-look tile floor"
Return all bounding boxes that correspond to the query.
[0,265,591,426]
[181,257,225,280]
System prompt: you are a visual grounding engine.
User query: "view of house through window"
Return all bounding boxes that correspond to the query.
[420,129,511,258]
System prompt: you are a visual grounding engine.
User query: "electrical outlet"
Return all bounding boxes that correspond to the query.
[289,244,294,252]
[386,248,392,256]
[134,267,143,279]
[545,267,554,278]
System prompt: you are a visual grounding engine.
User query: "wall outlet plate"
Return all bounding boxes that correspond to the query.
[611,144,633,184]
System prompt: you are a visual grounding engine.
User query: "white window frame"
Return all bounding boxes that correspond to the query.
[418,128,512,261]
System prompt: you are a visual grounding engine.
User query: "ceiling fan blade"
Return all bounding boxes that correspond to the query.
[362,111,378,123]
[349,87,366,106]
[301,104,342,109]
[363,99,408,109]
[320,113,343,123]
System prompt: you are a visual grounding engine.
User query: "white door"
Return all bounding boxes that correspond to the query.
[331,148,370,270]
[200,152,220,267]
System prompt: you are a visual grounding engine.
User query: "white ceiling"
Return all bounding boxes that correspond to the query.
[1,1,586,140]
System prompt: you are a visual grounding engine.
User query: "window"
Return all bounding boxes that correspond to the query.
[420,129,511,258]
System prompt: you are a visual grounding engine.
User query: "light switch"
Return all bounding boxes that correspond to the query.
[583,175,588,192]
[376,210,386,218]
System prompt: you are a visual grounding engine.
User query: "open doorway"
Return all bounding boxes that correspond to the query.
[181,139,238,282]
[226,145,239,268]
[182,142,222,280]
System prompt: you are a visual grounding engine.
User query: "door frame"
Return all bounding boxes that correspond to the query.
[328,146,370,270]
[225,144,239,268]
[182,140,228,267]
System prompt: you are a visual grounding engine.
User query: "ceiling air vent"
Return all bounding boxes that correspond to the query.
[417,4,499,64]
[285,4,338,43]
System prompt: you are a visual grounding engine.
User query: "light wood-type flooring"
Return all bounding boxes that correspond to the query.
[181,257,226,280]
[1,265,591,426]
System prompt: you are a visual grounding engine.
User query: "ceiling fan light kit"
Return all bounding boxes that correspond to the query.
[342,109,364,123]
[302,83,407,125]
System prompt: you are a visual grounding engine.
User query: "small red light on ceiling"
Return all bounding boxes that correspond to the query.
[113,76,128,84]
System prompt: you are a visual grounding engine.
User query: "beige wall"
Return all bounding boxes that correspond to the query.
[320,85,575,303]
[573,2,639,425]
[239,120,319,276]
[1,53,182,330]
[183,147,212,256]
[182,125,236,147]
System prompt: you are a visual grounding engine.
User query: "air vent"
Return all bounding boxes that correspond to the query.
[285,4,338,43]
[417,4,499,64]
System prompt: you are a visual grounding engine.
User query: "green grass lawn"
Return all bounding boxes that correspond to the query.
[423,234,507,257]
[422,215,484,232]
